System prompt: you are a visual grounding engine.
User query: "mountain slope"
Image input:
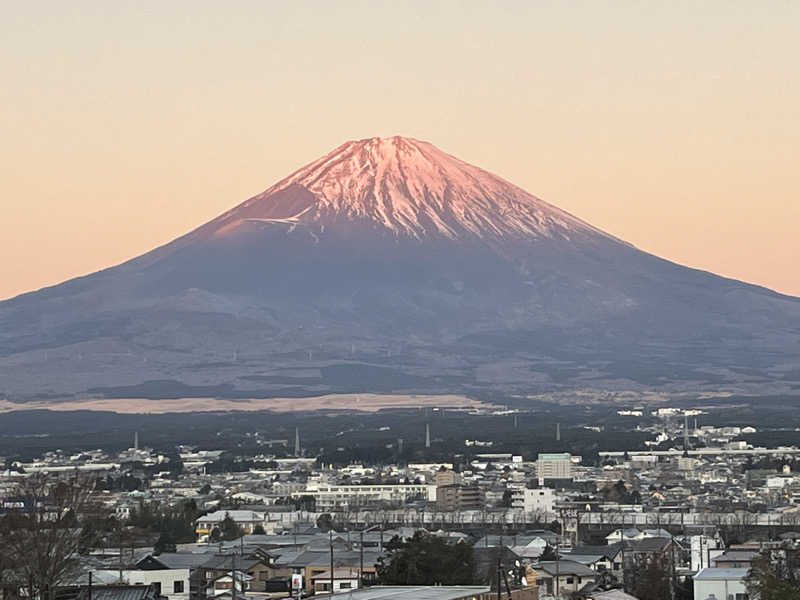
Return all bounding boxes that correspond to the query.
[1,137,799,402]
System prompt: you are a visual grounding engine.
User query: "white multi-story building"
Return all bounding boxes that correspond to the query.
[690,534,723,572]
[295,483,437,510]
[537,453,574,480]
[522,487,556,516]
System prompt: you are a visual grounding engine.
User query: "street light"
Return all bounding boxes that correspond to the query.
[360,524,380,588]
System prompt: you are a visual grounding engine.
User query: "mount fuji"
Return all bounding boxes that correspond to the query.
[2,136,799,403]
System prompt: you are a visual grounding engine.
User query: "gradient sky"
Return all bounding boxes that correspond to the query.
[1,1,798,300]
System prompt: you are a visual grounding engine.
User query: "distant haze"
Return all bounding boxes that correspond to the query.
[1,1,798,300]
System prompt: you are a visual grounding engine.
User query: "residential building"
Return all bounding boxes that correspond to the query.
[436,484,483,511]
[311,568,360,593]
[563,544,624,577]
[131,553,207,600]
[693,568,749,600]
[523,487,556,516]
[711,550,757,569]
[434,469,462,487]
[536,454,573,480]
[194,510,266,541]
[534,561,597,596]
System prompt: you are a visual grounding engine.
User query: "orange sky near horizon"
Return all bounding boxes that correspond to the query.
[1,1,798,300]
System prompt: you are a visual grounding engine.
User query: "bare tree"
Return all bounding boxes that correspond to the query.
[0,473,96,600]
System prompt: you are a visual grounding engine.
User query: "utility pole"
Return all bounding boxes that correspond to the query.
[329,530,334,596]
[555,516,560,600]
[232,551,237,600]
[359,524,379,588]
[118,524,124,583]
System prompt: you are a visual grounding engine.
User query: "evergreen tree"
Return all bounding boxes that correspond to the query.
[219,513,243,541]
[746,548,800,600]
[631,554,672,600]
[377,532,474,586]
[154,531,177,555]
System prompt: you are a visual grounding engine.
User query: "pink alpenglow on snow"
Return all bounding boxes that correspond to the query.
[207,136,615,242]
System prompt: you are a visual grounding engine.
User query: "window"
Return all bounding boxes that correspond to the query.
[735,595,748,600]
[152,583,161,596]
[566,577,574,584]
[174,581,184,593]
[341,582,352,589]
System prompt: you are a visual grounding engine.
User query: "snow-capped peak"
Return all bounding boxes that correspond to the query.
[216,136,612,241]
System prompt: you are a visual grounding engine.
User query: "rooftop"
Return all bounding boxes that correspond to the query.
[694,568,750,581]
[312,586,491,599]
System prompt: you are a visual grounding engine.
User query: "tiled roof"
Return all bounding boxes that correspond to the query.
[536,560,597,577]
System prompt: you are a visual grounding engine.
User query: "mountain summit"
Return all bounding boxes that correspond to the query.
[205,136,609,242]
[1,137,799,403]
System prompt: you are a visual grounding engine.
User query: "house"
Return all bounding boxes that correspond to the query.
[194,510,266,541]
[605,528,671,544]
[274,545,381,594]
[131,553,210,600]
[476,531,561,549]
[625,537,674,557]
[534,560,597,596]
[693,568,749,600]
[311,568,361,594]
[710,550,757,569]
[195,555,272,594]
[562,544,624,577]
[204,571,252,597]
[131,553,271,599]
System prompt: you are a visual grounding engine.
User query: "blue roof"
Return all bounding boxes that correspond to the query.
[694,568,749,581]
